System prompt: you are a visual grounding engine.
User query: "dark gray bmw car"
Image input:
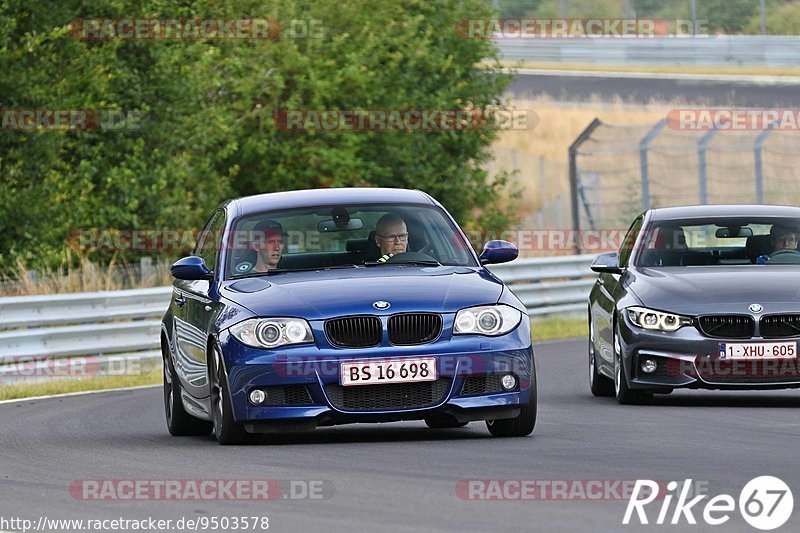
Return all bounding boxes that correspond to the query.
[589,205,800,404]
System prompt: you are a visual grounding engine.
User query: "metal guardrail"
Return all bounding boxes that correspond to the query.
[0,256,597,382]
[487,254,595,316]
[0,287,169,383]
[497,36,800,67]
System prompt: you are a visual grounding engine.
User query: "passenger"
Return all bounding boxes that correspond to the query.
[374,214,408,263]
[251,219,285,272]
[756,225,798,264]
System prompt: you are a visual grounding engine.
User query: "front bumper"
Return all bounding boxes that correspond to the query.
[618,315,800,391]
[216,320,533,431]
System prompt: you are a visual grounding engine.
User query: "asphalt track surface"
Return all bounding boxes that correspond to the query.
[508,73,800,107]
[3,338,800,532]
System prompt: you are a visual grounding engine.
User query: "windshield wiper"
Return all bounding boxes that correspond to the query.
[231,265,359,278]
[364,260,441,267]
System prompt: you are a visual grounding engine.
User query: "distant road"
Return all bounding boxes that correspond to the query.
[508,70,800,107]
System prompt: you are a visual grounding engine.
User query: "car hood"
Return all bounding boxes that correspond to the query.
[629,266,800,315]
[220,266,504,320]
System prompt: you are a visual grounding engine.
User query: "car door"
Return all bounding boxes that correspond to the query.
[175,209,226,399]
[592,215,643,373]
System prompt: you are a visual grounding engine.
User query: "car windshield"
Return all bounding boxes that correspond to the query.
[226,203,477,277]
[636,217,800,267]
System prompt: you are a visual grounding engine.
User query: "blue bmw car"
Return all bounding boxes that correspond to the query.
[161,188,536,444]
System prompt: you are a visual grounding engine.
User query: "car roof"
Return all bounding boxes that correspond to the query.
[648,204,800,221]
[230,187,436,217]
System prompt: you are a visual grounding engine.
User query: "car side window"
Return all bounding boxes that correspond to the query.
[618,216,644,267]
[194,210,226,272]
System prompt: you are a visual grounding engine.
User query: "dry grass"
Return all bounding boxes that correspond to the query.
[492,96,671,218]
[0,257,174,296]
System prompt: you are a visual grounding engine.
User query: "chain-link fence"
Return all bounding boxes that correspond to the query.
[570,118,800,235]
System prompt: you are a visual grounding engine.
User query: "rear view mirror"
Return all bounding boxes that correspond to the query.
[318,218,363,232]
[715,227,752,238]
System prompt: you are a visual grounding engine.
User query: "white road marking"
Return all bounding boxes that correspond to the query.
[0,384,160,406]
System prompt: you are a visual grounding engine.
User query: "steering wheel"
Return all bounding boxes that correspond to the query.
[767,249,800,264]
[385,251,438,263]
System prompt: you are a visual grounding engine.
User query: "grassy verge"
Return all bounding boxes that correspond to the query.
[0,368,162,401]
[0,257,174,296]
[496,61,800,78]
[532,317,587,342]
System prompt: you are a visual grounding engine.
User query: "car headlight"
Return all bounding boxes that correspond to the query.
[454,304,523,336]
[229,318,314,348]
[626,306,692,332]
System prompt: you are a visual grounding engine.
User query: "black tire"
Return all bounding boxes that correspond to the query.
[424,415,468,429]
[589,314,614,397]
[613,324,651,405]
[486,363,537,437]
[163,342,212,436]
[209,344,253,445]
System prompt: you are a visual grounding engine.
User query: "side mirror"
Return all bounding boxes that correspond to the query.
[171,256,213,281]
[480,240,519,265]
[591,252,623,274]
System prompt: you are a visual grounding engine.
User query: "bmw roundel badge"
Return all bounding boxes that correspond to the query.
[373,301,390,310]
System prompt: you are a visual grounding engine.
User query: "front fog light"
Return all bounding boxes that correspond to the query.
[249,389,266,405]
[501,374,517,391]
[640,359,657,374]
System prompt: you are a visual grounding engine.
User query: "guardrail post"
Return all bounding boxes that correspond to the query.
[569,118,603,255]
[639,119,667,211]
[754,128,773,204]
[697,130,718,204]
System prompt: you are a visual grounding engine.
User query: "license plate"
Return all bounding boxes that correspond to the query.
[340,357,437,386]
[718,342,797,359]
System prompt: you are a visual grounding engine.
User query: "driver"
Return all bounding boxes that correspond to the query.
[756,225,798,264]
[251,219,285,272]
[374,214,408,263]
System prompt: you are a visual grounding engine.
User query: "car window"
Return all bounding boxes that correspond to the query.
[618,215,644,267]
[194,209,225,272]
[636,218,800,267]
[226,203,476,277]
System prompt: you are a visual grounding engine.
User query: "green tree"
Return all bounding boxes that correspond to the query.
[0,0,515,272]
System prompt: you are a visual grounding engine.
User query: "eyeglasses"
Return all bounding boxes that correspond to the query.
[379,233,408,242]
